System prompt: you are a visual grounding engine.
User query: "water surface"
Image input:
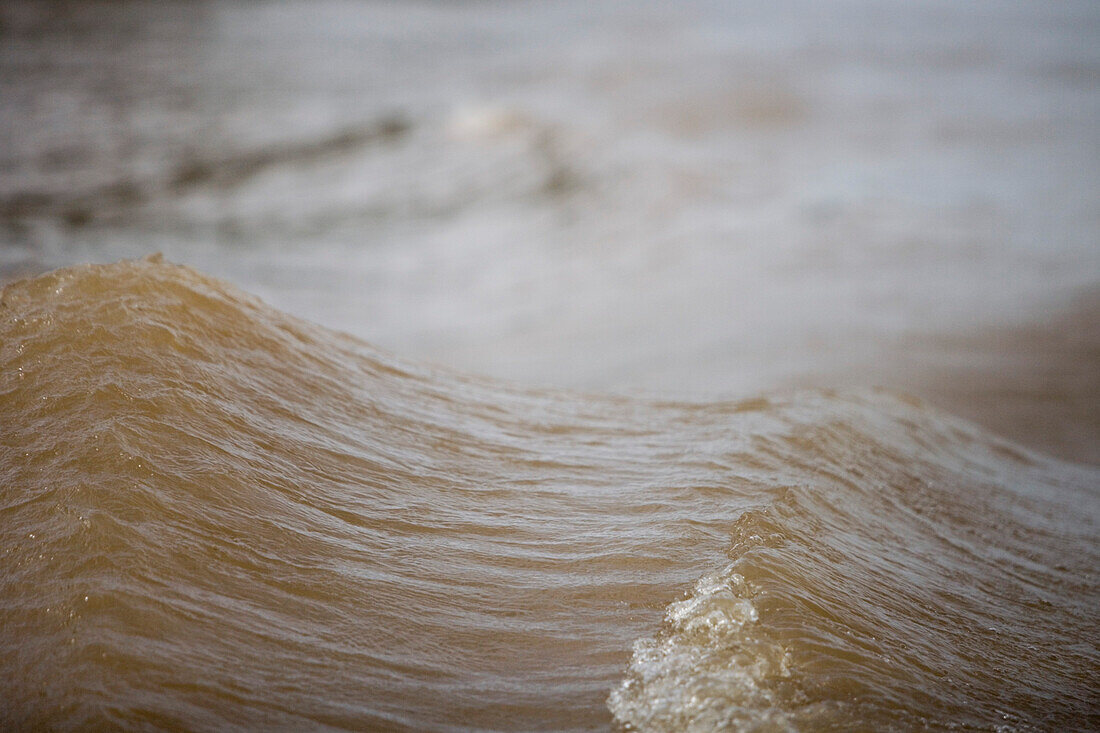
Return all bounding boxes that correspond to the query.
[2,260,1097,729]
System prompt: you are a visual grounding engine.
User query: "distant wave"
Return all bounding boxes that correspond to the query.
[2,258,1097,730]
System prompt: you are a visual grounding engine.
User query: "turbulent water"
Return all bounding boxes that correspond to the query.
[2,258,1097,730]
[2,1,1098,729]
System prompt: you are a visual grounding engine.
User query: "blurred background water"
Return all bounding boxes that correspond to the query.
[2,0,1098,462]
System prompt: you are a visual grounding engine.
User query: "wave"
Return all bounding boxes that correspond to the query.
[1,257,1097,730]
[0,116,411,228]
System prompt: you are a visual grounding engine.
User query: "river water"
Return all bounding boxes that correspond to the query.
[1,1,1098,730]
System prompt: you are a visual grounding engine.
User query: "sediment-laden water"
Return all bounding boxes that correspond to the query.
[2,259,1096,730]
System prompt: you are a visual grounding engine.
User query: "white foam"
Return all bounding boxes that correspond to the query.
[608,565,792,732]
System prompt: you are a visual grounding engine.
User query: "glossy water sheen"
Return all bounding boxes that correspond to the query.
[2,259,1097,730]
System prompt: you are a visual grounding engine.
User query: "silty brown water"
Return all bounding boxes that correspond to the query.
[2,259,1097,730]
